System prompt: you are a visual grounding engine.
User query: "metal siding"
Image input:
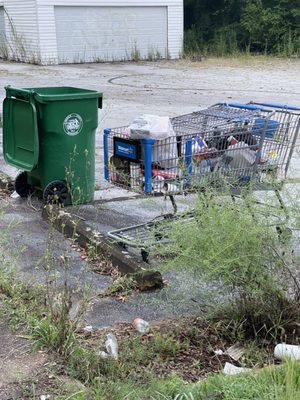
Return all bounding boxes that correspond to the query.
[0,6,5,48]
[167,4,183,58]
[3,0,39,62]
[36,5,58,63]
[55,6,168,63]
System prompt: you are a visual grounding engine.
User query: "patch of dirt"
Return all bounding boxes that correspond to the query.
[0,321,58,400]
[170,56,300,70]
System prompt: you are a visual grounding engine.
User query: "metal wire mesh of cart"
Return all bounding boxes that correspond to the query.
[103,103,264,194]
[170,102,263,133]
[108,211,196,261]
[103,102,300,196]
[171,104,300,192]
[108,195,291,262]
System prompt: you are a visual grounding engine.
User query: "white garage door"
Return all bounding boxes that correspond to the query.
[55,6,168,63]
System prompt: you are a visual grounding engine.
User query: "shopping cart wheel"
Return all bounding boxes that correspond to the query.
[141,250,149,263]
[15,171,32,198]
[43,180,69,205]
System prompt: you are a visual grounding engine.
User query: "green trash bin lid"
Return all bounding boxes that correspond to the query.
[3,95,39,171]
[31,87,103,107]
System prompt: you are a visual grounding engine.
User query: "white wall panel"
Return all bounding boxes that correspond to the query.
[3,0,39,62]
[36,5,58,63]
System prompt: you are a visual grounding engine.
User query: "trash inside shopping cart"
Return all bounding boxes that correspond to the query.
[104,101,300,261]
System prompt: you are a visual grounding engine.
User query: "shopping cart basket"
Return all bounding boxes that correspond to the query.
[104,101,300,261]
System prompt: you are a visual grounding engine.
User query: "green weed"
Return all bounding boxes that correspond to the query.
[158,186,300,341]
[131,42,141,62]
[100,275,136,297]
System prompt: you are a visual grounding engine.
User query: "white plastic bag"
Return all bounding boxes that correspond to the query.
[151,136,178,169]
[105,333,119,360]
[129,114,175,140]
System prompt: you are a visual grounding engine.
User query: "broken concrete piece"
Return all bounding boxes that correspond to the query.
[133,270,164,291]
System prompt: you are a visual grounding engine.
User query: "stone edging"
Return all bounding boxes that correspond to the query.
[42,205,146,275]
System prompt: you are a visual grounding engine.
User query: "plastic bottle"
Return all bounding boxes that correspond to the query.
[105,333,119,360]
[274,343,300,361]
[132,318,150,334]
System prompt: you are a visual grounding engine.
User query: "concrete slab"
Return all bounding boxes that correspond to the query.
[0,198,113,293]
[0,58,300,328]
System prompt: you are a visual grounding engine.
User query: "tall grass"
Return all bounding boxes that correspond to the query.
[176,360,300,400]
[184,26,300,58]
[157,186,300,341]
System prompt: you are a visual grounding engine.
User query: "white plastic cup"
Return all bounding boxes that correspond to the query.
[274,343,300,361]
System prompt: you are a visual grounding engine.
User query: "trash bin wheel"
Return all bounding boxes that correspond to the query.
[15,171,32,198]
[43,180,69,205]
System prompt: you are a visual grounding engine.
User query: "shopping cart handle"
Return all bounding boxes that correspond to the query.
[250,101,300,111]
[225,102,262,111]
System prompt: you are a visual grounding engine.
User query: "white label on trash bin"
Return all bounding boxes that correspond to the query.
[63,113,83,136]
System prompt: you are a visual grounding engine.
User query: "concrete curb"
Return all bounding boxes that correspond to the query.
[42,205,146,275]
[0,170,147,275]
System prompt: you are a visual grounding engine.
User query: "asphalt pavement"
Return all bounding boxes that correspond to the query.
[0,58,300,327]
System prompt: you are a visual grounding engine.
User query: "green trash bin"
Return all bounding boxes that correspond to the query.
[3,86,103,205]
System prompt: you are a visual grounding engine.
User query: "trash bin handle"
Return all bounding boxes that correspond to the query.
[5,86,33,101]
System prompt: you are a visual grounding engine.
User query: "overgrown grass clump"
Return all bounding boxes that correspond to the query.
[158,188,300,341]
